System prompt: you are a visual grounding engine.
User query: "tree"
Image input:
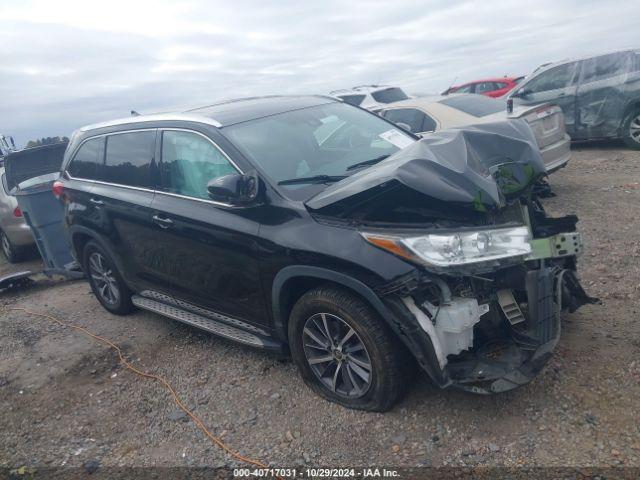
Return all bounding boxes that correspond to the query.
[25,136,69,148]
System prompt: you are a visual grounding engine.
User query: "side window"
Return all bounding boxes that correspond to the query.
[160,130,238,200]
[338,94,366,106]
[67,137,104,180]
[494,81,508,89]
[527,62,579,93]
[475,82,496,94]
[582,52,632,83]
[103,131,155,188]
[383,108,432,133]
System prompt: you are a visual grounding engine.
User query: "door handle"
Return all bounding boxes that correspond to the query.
[152,214,174,228]
[90,198,104,206]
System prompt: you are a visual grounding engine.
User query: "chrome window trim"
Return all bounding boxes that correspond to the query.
[66,127,246,209]
[159,128,244,175]
[65,175,241,209]
[64,175,155,194]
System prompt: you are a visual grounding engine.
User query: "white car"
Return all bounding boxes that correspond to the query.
[379,94,571,173]
[329,85,410,113]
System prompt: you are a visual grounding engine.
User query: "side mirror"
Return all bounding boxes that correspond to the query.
[207,171,260,205]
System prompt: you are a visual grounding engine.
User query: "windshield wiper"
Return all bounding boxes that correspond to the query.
[278,174,347,186]
[346,154,391,171]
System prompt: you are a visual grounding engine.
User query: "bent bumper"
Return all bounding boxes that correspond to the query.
[382,262,596,395]
[541,134,571,173]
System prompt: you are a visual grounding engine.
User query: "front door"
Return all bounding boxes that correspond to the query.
[147,128,265,325]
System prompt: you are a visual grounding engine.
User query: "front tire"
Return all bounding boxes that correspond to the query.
[288,286,409,411]
[83,241,134,315]
[1,230,23,263]
[622,108,640,150]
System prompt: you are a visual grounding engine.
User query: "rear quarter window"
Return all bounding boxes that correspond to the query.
[438,95,504,117]
[103,131,156,188]
[67,137,105,180]
[371,88,409,104]
[338,94,366,106]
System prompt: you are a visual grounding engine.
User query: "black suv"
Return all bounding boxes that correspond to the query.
[57,96,593,411]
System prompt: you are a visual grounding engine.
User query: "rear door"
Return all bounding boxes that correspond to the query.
[514,62,581,136]
[575,51,637,139]
[147,128,265,325]
[88,129,159,291]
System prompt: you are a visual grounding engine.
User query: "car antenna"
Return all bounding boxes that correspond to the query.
[446,76,457,94]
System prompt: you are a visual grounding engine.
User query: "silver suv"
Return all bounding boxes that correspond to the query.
[508,49,640,149]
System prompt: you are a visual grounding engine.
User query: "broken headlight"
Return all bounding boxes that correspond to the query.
[362,226,531,267]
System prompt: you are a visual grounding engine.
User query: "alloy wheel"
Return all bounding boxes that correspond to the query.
[630,113,640,144]
[302,312,373,398]
[88,252,120,305]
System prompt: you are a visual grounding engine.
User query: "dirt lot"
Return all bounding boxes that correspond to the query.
[1,143,639,470]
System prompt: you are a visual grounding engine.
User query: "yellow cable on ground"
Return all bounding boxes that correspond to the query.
[4,306,279,475]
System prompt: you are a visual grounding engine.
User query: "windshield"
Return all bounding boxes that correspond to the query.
[222,102,415,200]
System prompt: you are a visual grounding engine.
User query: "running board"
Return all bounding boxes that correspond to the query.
[131,295,281,350]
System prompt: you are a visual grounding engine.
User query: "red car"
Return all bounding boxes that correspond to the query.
[443,77,524,98]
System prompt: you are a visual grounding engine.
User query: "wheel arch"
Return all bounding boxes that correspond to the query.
[271,265,449,387]
[621,100,640,128]
[271,266,394,343]
[68,226,126,278]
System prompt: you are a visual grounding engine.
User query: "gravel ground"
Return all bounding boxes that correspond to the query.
[1,142,639,470]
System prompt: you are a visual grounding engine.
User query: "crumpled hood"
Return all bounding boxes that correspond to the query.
[306,119,546,214]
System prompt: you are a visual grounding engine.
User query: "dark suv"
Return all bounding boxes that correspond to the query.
[56,96,593,411]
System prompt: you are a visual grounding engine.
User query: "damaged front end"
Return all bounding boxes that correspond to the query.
[377,202,596,394]
[307,120,597,394]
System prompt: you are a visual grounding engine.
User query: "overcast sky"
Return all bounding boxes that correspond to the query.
[1,0,638,146]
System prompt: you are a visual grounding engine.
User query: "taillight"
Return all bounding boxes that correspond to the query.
[13,206,22,217]
[52,180,64,199]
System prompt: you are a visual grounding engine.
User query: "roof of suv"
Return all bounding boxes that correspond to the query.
[80,95,337,132]
[530,48,639,76]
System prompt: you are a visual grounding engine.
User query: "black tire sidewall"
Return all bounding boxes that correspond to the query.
[289,288,403,411]
[83,241,133,315]
[623,108,640,150]
[0,230,21,263]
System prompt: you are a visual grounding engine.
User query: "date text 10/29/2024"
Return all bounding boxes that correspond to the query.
[233,468,401,478]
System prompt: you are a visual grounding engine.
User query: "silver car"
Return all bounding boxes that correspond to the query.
[379,93,571,173]
[0,165,34,262]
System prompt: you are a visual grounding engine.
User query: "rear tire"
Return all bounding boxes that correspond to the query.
[0,230,23,263]
[83,240,134,315]
[288,286,410,412]
[622,108,640,150]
